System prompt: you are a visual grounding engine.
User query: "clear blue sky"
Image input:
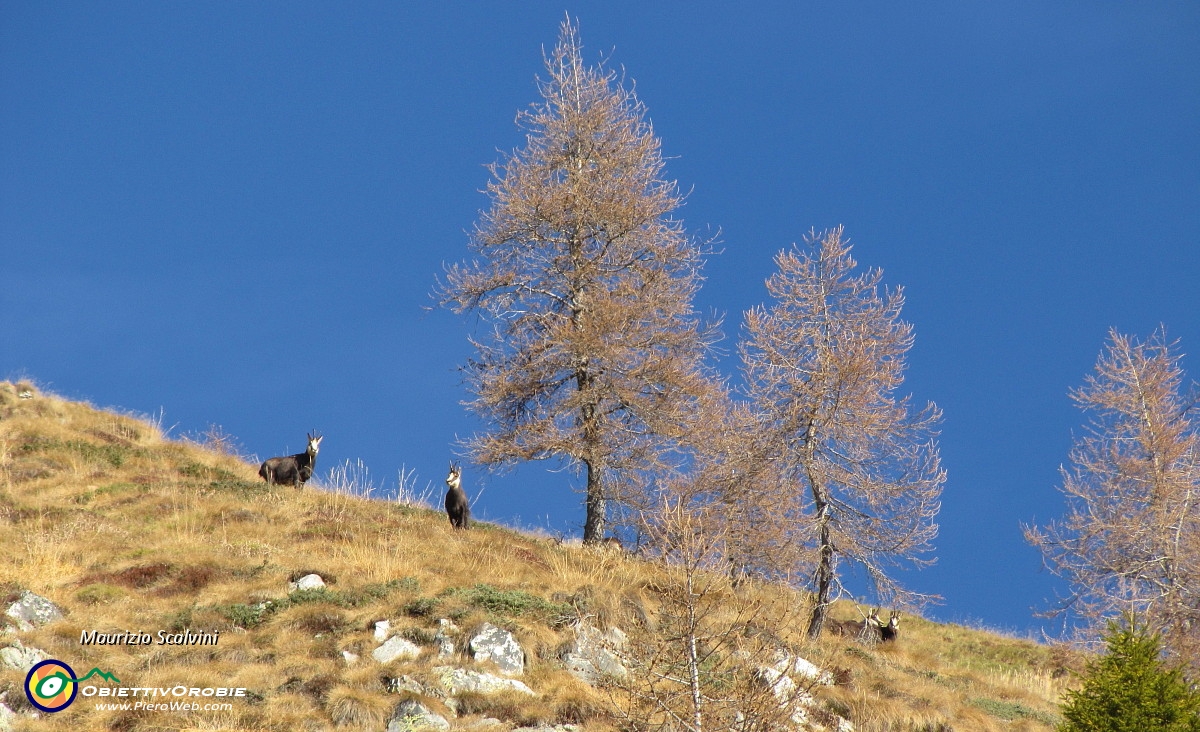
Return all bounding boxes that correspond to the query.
[3,2,1197,636]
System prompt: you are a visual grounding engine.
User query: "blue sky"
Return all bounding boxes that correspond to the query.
[3,2,1197,636]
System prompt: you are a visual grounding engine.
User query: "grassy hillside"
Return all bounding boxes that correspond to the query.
[0,381,1081,731]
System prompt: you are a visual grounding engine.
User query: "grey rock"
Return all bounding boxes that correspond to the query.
[767,651,834,685]
[387,699,450,731]
[0,641,47,673]
[469,623,524,676]
[0,700,15,732]
[288,574,325,593]
[374,619,392,642]
[373,635,422,664]
[433,666,535,696]
[341,650,359,665]
[4,591,64,631]
[434,618,458,659]
[386,675,427,695]
[562,623,627,684]
[755,654,852,732]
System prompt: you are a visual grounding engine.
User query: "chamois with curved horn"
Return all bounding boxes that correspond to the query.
[259,432,323,488]
[826,605,881,643]
[854,607,883,643]
[444,462,470,529]
[880,610,900,642]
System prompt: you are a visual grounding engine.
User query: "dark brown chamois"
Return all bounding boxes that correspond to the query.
[444,462,470,529]
[825,616,868,638]
[259,432,323,488]
[879,609,900,642]
[828,606,882,644]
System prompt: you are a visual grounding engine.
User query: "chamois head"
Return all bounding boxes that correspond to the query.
[306,432,323,457]
[446,462,461,490]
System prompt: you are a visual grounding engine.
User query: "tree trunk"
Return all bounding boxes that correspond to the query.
[807,495,834,639]
[583,457,606,543]
[805,419,833,640]
[578,364,606,544]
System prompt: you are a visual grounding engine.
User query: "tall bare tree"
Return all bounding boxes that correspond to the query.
[1026,328,1199,668]
[735,227,945,638]
[437,19,719,543]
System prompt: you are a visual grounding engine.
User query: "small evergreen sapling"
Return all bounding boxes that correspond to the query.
[1058,616,1200,732]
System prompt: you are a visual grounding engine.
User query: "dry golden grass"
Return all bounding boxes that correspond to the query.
[0,381,1080,731]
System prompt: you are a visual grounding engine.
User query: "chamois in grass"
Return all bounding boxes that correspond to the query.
[825,616,868,638]
[861,608,901,644]
[259,432,323,488]
[827,606,877,642]
[444,462,470,529]
[826,606,899,644]
[879,609,900,642]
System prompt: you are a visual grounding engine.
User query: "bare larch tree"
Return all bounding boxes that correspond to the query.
[613,494,817,732]
[1026,328,1199,669]
[437,19,718,543]
[736,227,945,639]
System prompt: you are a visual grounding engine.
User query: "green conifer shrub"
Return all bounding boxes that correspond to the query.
[1059,616,1200,732]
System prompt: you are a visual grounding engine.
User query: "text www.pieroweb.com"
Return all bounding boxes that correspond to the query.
[94,700,234,712]
[81,685,245,713]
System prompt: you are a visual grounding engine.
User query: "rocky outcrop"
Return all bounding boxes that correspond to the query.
[434,666,535,697]
[561,623,627,684]
[4,590,63,631]
[469,623,524,676]
[434,618,458,659]
[0,698,16,732]
[756,653,853,732]
[374,635,422,664]
[0,640,47,673]
[387,699,450,731]
[386,675,427,696]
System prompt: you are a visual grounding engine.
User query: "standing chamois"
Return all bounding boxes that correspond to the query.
[259,432,323,488]
[444,462,470,529]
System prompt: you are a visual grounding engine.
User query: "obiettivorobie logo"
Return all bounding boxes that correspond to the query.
[24,659,121,713]
[25,657,249,715]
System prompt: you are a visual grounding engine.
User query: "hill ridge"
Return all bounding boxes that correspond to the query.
[0,381,1077,731]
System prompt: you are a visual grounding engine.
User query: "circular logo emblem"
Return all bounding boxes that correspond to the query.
[25,659,79,713]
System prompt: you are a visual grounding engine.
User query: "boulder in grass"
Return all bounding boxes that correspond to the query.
[374,619,392,643]
[4,591,64,632]
[562,623,627,684]
[469,622,524,676]
[0,641,47,673]
[386,699,450,731]
[433,666,534,696]
[288,574,325,593]
[373,636,421,664]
